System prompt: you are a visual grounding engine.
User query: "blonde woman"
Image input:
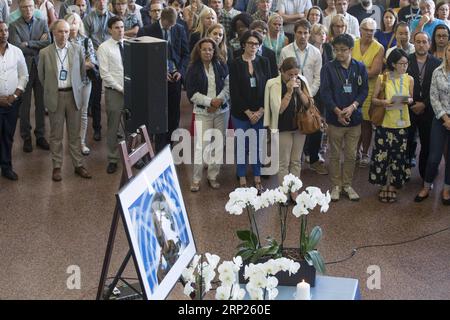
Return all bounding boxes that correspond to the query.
[65,12,99,155]
[207,23,232,63]
[328,13,348,42]
[263,13,289,64]
[189,7,217,51]
[183,0,208,33]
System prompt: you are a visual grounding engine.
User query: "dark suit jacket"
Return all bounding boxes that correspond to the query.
[229,55,271,120]
[233,46,278,79]
[9,17,51,70]
[407,53,441,118]
[137,21,189,78]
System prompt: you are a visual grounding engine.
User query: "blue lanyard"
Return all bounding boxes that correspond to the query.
[294,45,309,74]
[391,74,405,121]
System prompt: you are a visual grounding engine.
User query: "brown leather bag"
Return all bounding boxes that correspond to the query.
[369,73,388,126]
[295,88,322,135]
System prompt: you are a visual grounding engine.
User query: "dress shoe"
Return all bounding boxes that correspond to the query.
[106,162,118,174]
[414,192,429,203]
[93,131,102,141]
[74,166,92,179]
[23,138,32,153]
[442,191,450,206]
[36,137,50,150]
[2,169,18,181]
[52,168,62,182]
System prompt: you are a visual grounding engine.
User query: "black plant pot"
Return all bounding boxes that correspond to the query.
[238,257,316,287]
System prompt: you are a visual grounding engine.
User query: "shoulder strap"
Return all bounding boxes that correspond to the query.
[84,37,89,51]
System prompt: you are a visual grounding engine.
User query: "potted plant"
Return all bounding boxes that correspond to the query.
[225,174,330,286]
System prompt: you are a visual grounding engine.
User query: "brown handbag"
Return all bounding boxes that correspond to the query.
[369,72,388,126]
[295,87,322,135]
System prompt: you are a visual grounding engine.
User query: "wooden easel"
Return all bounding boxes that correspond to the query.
[96,125,155,300]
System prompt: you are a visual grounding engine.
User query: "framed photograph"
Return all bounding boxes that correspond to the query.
[118,146,196,300]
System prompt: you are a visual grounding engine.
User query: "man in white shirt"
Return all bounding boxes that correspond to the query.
[38,20,92,182]
[97,16,125,174]
[0,21,28,181]
[323,0,360,38]
[277,0,312,41]
[279,19,321,97]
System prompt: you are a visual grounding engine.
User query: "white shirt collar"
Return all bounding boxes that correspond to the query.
[294,42,309,53]
[55,42,69,50]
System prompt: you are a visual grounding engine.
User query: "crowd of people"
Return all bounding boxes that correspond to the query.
[0,0,449,206]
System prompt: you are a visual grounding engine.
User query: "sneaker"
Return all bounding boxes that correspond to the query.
[81,144,90,155]
[310,161,328,175]
[331,186,341,202]
[343,186,360,201]
[359,154,370,167]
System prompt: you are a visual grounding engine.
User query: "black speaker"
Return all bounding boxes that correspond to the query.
[123,37,168,134]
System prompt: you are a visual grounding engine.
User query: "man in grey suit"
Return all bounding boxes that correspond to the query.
[38,20,92,182]
[9,0,50,153]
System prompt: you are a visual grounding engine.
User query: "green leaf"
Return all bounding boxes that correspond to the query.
[306,226,322,252]
[236,230,252,242]
[306,250,326,274]
[239,250,255,262]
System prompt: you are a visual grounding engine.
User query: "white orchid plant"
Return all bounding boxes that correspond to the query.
[183,254,300,300]
[225,174,331,274]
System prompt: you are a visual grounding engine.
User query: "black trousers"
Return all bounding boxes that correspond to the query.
[155,79,182,153]
[407,110,433,180]
[304,130,323,164]
[0,100,20,171]
[89,76,102,133]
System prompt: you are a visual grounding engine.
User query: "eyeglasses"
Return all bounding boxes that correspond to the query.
[436,34,449,38]
[396,62,409,66]
[246,41,260,47]
[361,27,375,33]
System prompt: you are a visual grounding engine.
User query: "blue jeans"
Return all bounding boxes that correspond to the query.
[232,116,263,178]
[424,118,450,188]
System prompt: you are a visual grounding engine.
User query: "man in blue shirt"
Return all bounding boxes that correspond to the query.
[410,0,445,40]
[320,33,368,202]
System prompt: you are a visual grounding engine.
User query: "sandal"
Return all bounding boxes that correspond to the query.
[254,179,264,195]
[190,182,200,192]
[387,190,397,203]
[378,189,388,203]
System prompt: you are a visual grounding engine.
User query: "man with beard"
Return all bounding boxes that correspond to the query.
[406,32,441,182]
[348,0,383,27]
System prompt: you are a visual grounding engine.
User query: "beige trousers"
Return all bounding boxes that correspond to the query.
[48,90,83,169]
[192,111,229,183]
[277,130,306,185]
[328,124,361,188]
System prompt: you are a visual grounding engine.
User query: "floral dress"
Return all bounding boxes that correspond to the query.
[369,73,411,188]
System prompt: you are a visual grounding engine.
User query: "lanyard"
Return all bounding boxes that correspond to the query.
[391,74,404,96]
[294,45,309,74]
[391,74,405,121]
[56,47,68,71]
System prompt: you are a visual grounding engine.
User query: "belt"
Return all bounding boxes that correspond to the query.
[58,87,72,92]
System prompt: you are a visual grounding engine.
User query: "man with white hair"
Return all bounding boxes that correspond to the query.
[323,0,360,38]
[348,0,383,27]
[410,0,445,40]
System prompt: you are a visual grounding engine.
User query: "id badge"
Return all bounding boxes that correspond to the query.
[343,84,352,93]
[397,120,405,127]
[250,77,257,88]
[59,69,68,81]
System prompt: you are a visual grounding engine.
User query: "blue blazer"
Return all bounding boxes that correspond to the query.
[137,21,189,78]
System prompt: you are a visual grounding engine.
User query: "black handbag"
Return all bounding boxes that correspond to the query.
[84,38,100,81]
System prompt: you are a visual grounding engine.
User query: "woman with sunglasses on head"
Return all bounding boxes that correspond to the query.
[263,13,289,64]
[229,30,271,191]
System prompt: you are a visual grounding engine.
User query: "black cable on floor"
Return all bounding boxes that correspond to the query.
[325,226,450,265]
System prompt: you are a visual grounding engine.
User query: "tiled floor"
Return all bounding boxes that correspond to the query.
[1,90,449,300]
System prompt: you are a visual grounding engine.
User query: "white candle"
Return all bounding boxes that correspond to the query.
[296,280,311,300]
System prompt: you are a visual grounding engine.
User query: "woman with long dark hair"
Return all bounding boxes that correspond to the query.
[430,23,450,60]
[186,38,230,192]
